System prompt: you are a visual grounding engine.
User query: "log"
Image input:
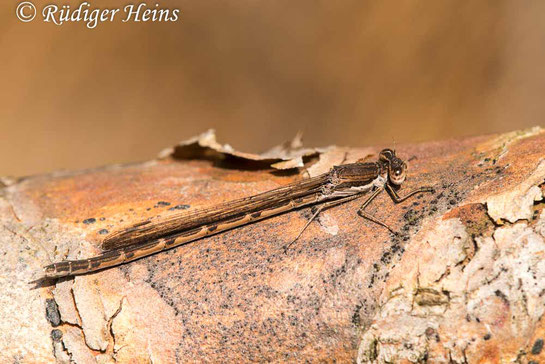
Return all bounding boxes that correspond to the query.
[1,128,544,363]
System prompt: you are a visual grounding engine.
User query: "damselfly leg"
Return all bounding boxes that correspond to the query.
[356,187,395,232]
[385,183,434,203]
[357,184,434,234]
[283,194,364,252]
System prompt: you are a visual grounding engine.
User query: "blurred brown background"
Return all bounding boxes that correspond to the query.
[1,1,544,177]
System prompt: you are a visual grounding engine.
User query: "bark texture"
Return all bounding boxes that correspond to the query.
[1,127,545,363]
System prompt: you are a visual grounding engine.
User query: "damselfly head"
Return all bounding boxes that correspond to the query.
[379,149,407,185]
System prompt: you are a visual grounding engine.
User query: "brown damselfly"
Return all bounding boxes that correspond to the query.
[43,149,433,278]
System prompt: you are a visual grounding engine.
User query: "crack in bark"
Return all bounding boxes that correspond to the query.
[7,201,22,222]
[69,286,83,328]
[106,297,125,361]
[51,287,99,359]
[52,336,72,363]
[50,288,125,361]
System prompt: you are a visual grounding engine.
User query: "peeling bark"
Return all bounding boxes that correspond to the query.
[1,128,545,363]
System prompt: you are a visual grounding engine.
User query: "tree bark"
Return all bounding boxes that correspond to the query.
[1,127,544,363]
